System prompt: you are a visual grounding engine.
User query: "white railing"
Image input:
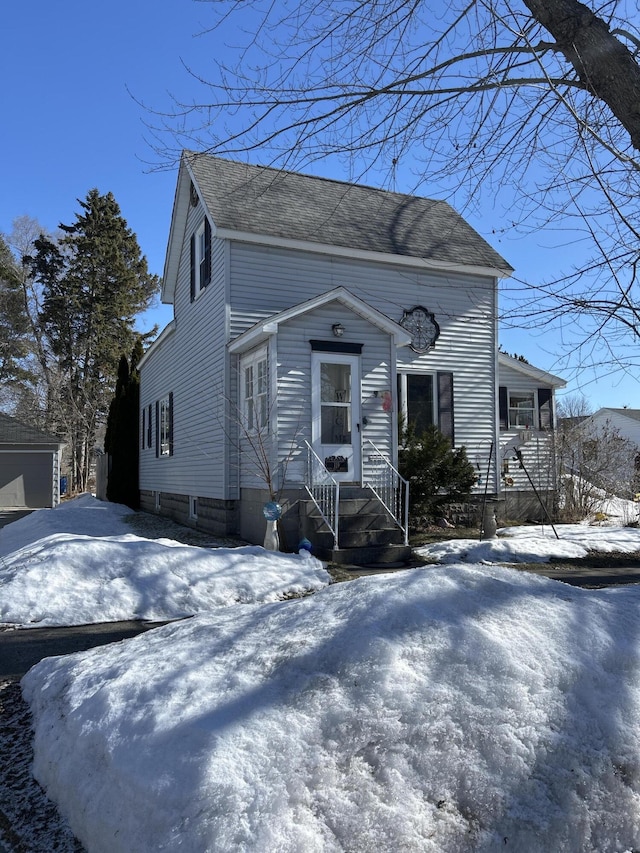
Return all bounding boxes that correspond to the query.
[304,441,340,550]
[363,439,409,546]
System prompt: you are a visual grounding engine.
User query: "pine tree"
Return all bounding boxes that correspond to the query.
[0,234,33,399]
[29,190,159,492]
[105,341,142,509]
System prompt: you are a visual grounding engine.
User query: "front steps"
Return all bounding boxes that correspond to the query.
[300,487,412,566]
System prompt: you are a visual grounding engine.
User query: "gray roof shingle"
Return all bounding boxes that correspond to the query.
[186,153,512,273]
[603,408,640,422]
[0,413,62,445]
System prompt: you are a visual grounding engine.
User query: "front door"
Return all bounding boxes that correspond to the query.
[311,352,361,482]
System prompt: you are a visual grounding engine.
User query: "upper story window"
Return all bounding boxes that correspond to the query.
[242,349,269,433]
[190,218,211,301]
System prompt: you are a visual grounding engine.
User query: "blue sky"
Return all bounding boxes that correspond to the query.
[2,0,637,411]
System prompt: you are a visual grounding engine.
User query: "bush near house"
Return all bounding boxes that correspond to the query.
[399,425,477,524]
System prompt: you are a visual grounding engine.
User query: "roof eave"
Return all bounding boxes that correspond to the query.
[498,353,566,387]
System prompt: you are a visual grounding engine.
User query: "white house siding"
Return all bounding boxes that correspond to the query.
[139,200,229,502]
[229,241,498,492]
[589,410,640,449]
[272,301,395,489]
[498,362,557,503]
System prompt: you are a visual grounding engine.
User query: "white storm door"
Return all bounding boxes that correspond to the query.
[311,352,361,482]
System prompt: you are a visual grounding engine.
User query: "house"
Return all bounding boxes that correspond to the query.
[497,354,566,520]
[0,413,63,509]
[574,408,640,500]
[585,408,640,451]
[138,152,561,562]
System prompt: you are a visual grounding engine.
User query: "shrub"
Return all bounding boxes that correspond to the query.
[399,425,477,523]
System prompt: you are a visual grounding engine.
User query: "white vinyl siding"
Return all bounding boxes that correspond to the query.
[498,361,557,492]
[139,201,230,499]
[229,241,497,492]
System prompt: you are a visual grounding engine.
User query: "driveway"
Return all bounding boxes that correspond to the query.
[0,510,34,531]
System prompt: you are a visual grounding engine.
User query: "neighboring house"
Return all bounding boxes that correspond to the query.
[497,354,566,520]
[138,152,561,561]
[586,408,640,451]
[0,413,63,509]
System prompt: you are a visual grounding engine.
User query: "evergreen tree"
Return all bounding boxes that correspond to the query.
[106,341,142,509]
[0,234,33,399]
[28,190,159,492]
[399,425,477,524]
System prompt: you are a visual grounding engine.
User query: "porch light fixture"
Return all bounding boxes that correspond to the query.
[332,323,345,337]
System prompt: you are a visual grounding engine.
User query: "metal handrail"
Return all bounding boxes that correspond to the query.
[304,440,340,549]
[362,439,409,546]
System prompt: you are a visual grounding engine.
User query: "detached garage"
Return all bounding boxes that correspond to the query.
[0,413,63,509]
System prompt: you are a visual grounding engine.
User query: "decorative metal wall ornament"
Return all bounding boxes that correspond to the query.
[399,306,440,353]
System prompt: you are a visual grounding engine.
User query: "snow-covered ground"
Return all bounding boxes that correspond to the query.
[0,495,330,627]
[5,496,640,851]
[416,522,640,564]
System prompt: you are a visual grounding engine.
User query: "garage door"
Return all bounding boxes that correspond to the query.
[0,453,53,508]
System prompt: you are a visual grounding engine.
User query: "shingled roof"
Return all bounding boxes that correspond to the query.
[0,413,62,445]
[185,153,512,274]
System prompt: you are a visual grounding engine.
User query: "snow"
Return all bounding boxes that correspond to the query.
[0,496,330,627]
[5,496,640,851]
[416,522,640,564]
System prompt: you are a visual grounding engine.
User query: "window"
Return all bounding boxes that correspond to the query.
[190,218,211,300]
[398,373,435,435]
[243,349,268,432]
[155,394,174,457]
[147,404,152,448]
[320,361,352,444]
[499,386,554,431]
[508,392,535,429]
[397,372,454,442]
[142,404,153,449]
[189,496,198,520]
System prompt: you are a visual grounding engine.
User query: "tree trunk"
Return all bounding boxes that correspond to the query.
[523,0,640,150]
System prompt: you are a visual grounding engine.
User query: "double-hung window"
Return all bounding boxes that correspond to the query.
[243,349,269,432]
[190,218,212,300]
[398,373,435,435]
[508,391,535,429]
[397,371,454,441]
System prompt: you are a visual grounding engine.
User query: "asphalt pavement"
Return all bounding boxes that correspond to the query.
[0,621,173,680]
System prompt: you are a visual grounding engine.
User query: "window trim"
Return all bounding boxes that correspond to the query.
[504,388,537,430]
[189,496,198,520]
[241,347,269,434]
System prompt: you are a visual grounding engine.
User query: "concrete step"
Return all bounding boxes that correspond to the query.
[319,543,413,566]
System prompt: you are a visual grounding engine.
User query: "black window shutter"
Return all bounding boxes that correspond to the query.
[142,407,146,449]
[155,401,160,457]
[538,387,553,429]
[499,386,508,430]
[437,372,454,444]
[190,234,196,302]
[168,392,174,456]
[203,219,212,288]
[147,404,152,448]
